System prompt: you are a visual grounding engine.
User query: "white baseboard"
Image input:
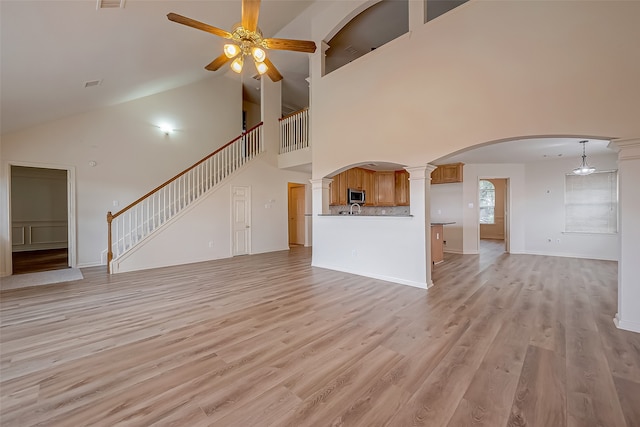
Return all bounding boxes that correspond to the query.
[614,313,640,334]
[76,261,104,269]
[444,248,464,254]
[311,262,429,290]
[524,250,617,262]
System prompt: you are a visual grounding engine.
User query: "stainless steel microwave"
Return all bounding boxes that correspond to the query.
[348,188,365,204]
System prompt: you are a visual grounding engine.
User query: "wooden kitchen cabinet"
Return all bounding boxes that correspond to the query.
[375,171,395,206]
[329,171,348,205]
[431,163,464,184]
[330,167,409,206]
[363,169,376,205]
[395,170,410,206]
[346,168,364,190]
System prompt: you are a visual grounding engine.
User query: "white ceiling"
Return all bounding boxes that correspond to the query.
[435,137,615,165]
[0,0,316,135]
[0,1,619,167]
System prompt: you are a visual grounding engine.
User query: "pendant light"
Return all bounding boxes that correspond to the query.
[573,140,596,176]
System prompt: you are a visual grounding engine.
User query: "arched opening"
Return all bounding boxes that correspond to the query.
[430,135,618,261]
[325,161,409,215]
[324,0,408,75]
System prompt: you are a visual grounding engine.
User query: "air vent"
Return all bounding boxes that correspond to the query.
[97,0,125,9]
[251,74,262,81]
[84,79,103,88]
[344,45,359,55]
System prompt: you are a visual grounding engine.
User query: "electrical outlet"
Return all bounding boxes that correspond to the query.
[208,241,214,248]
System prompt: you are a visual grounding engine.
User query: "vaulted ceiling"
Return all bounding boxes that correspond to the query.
[0,0,316,135]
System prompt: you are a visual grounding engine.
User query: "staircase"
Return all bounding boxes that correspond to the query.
[107,123,263,272]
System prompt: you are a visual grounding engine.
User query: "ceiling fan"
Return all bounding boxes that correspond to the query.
[167,0,316,82]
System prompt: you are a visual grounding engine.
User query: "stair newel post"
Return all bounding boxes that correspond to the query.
[107,211,113,274]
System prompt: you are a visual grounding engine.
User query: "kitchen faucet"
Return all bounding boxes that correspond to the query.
[350,203,361,215]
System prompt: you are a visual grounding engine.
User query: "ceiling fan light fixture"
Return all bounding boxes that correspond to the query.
[572,140,596,176]
[230,56,244,73]
[251,46,266,62]
[224,44,241,59]
[255,61,268,75]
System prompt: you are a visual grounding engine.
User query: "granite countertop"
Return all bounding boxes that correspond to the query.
[318,214,413,217]
[431,222,456,225]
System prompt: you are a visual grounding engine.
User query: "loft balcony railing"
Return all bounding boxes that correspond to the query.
[279,108,309,154]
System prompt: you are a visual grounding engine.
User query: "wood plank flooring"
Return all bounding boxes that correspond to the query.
[1,242,639,426]
[11,249,69,275]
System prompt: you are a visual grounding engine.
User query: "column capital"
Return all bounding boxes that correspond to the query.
[309,178,332,189]
[405,164,437,180]
[611,138,640,161]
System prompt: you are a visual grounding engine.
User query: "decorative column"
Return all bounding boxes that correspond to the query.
[406,164,438,288]
[310,178,332,216]
[612,138,640,333]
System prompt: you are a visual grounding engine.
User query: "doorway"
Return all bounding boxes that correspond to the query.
[478,178,509,255]
[9,164,75,275]
[288,183,306,246]
[231,186,251,256]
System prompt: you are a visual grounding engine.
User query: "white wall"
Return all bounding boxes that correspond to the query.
[313,215,429,288]
[307,0,638,295]
[430,156,619,261]
[1,76,242,273]
[310,1,640,178]
[430,182,463,253]
[11,167,67,222]
[113,155,311,273]
[243,100,261,130]
[524,154,619,260]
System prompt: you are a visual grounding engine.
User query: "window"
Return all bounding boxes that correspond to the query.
[479,180,495,224]
[565,171,618,234]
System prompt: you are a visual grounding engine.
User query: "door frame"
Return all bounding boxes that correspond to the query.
[287,182,307,246]
[3,161,77,275]
[477,176,510,253]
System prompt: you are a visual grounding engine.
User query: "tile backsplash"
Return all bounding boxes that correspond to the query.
[329,205,410,216]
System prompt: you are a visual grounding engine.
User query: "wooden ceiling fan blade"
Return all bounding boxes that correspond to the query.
[263,57,283,82]
[264,38,316,53]
[205,54,231,71]
[242,0,261,32]
[167,13,231,39]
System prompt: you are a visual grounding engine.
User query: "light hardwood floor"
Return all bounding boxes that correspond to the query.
[1,245,639,426]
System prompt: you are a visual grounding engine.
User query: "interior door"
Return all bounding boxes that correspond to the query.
[288,184,306,245]
[231,186,251,256]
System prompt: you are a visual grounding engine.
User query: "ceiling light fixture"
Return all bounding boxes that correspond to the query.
[159,124,173,135]
[573,140,596,175]
[230,56,244,74]
[223,25,269,75]
[223,44,241,58]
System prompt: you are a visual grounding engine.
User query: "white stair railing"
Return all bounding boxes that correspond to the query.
[107,123,263,272]
[279,108,309,154]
